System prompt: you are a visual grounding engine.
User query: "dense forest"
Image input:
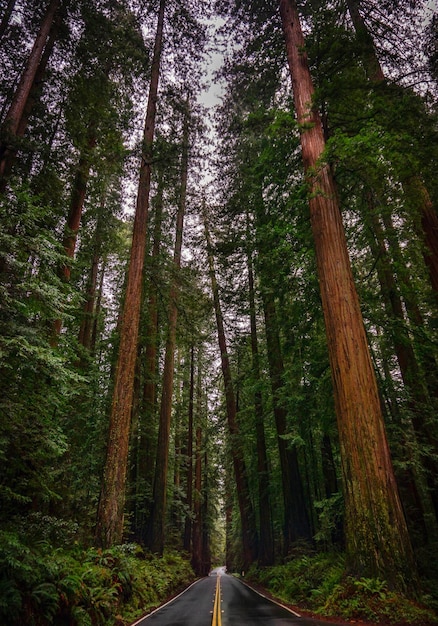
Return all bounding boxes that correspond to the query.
[1,0,438,624]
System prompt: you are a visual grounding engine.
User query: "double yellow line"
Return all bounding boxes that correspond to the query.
[212,575,222,626]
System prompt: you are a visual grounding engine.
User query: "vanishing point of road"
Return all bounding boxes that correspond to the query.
[131,567,344,626]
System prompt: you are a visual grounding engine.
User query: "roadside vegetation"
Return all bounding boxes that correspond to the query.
[0,526,194,626]
[247,551,438,625]
[1,1,438,625]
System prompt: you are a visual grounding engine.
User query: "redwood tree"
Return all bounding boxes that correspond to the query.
[95,0,165,548]
[0,0,60,186]
[278,0,416,588]
[146,98,190,554]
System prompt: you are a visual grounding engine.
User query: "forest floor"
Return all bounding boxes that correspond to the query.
[242,579,438,626]
[243,580,377,625]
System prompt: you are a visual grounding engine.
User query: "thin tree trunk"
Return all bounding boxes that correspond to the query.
[191,423,203,575]
[225,467,233,572]
[78,200,105,352]
[279,0,416,588]
[95,0,165,548]
[367,195,438,528]
[0,8,60,188]
[247,245,275,565]
[183,345,195,552]
[380,210,438,404]
[51,126,97,342]
[260,289,312,550]
[78,248,99,350]
[171,355,183,531]
[62,129,97,281]
[0,0,60,181]
[146,100,189,554]
[346,0,438,298]
[203,204,258,568]
[201,447,212,575]
[91,257,106,354]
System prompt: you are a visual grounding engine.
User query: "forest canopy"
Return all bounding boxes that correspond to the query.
[1,0,438,624]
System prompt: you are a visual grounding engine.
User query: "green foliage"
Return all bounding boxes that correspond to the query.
[0,534,194,626]
[0,186,85,521]
[323,577,438,625]
[248,554,438,625]
[248,552,345,607]
[313,494,344,544]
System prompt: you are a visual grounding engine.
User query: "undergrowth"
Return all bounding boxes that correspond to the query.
[0,528,194,625]
[247,552,438,625]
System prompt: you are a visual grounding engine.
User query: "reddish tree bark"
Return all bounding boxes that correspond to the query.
[130,177,164,542]
[51,126,97,341]
[279,0,416,588]
[0,0,60,182]
[146,99,189,555]
[95,0,165,548]
[0,8,60,188]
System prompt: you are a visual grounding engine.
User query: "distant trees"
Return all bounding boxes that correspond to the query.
[213,0,436,589]
[0,0,437,609]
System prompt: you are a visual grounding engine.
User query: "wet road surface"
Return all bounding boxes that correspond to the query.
[132,568,344,626]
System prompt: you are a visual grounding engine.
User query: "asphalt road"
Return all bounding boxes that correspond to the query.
[131,567,344,626]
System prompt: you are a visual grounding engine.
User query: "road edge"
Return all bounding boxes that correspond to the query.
[129,577,204,625]
[234,576,302,618]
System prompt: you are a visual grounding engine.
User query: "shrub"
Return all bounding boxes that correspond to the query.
[248,554,438,625]
[322,577,438,625]
[0,533,194,625]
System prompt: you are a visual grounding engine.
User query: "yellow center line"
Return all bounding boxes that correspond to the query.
[212,575,222,626]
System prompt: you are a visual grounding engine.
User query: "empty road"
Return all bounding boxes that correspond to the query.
[131,567,344,626]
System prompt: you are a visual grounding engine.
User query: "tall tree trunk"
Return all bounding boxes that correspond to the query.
[203,204,259,568]
[0,0,60,183]
[132,178,165,542]
[95,0,165,548]
[91,257,106,354]
[201,448,212,575]
[346,0,438,298]
[191,423,203,575]
[260,287,312,551]
[224,467,233,572]
[191,369,211,576]
[51,126,97,342]
[344,0,384,82]
[247,246,275,565]
[380,210,438,404]
[61,128,97,281]
[0,8,60,188]
[367,201,437,535]
[78,200,105,353]
[183,345,195,552]
[78,246,100,350]
[146,100,189,555]
[279,0,416,588]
